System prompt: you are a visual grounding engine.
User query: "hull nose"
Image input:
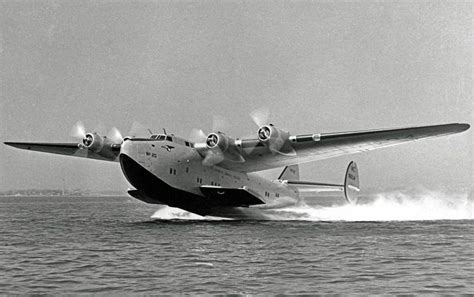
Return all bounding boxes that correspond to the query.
[119,152,211,216]
[119,139,141,160]
[119,153,150,191]
[119,139,158,194]
[118,139,212,216]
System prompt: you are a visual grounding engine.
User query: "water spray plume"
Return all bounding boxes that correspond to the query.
[267,190,473,221]
[150,190,473,221]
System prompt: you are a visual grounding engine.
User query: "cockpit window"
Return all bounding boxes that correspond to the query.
[166,136,172,142]
[149,134,168,141]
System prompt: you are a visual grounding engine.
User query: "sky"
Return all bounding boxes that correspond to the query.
[0,1,472,193]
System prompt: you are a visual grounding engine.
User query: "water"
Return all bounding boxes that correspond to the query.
[0,193,472,294]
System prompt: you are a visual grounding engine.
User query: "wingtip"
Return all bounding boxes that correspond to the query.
[4,142,27,149]
[444,123,470,133]
[459,123,470,132]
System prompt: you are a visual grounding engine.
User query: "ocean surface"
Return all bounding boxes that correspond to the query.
[0,192,472,295]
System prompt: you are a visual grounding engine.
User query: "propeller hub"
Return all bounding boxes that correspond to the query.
[83,134,94,147]
[206,133,219,148]
[258,126,271,141]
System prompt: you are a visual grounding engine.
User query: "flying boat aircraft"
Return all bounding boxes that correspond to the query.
[4,115,469,219]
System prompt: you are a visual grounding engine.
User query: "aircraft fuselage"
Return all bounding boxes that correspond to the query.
[119,136,298,217]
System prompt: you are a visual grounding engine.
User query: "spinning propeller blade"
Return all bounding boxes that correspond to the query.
[108,127,123,143]
[70,121,86,139]
[250,107,270,127]
[189,128,208,144]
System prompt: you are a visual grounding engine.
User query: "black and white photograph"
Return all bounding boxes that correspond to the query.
[0,1,472,294]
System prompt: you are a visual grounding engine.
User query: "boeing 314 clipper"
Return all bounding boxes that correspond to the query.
[4,114,469,219]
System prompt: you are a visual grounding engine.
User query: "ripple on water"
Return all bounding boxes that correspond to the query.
[0,196,472,294]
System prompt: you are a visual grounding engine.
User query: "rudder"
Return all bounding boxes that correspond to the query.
[344,161,360,204]
[278,164,300,180]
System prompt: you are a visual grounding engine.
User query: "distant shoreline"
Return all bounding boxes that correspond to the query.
[0,190,128,198]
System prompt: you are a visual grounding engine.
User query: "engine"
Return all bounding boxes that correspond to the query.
[193,132,244,166]
[81,133,119,159]
[206,132,230,152]
[257,124,291,153]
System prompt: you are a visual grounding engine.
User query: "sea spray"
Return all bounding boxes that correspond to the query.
[271,190,473,221]
[150,189,473,221]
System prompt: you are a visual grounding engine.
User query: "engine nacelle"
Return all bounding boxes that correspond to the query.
[206,132,230,152]
[257,124,291,153]
[82,133,119,159]
[193,132,244,166]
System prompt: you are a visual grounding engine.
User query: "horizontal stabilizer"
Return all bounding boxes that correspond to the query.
[285,180,344,195]
[200,186,265,207]
[285,161,360,204]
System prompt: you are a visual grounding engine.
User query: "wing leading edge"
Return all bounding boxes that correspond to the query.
[3,142,117,162]
[218,123,470,172]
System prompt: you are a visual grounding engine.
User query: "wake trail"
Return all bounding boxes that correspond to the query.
[151,190,473,221]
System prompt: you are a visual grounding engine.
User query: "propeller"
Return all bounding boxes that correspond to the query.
[127,121,149,138]
[70,121,86,140]
[189,128,207,144]
[68,121,123,160]
[189,129,224,166]
[250,108,297,156]
[202,148,225,166]
[250,107,270,127]
[70,121,124,145]
[190,127,245,166]
[108,127,123,143]
[212,114,230,132]
[273,144,296,156]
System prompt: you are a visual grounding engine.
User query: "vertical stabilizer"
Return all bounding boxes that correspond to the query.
[278,164,300,180]
[344,161,359,204]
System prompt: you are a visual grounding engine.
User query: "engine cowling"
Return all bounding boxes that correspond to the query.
[206,132,229,152]
[199,132,228,166]
[257,124,291,153]
[82,133,119,159]
[193,132,245,166]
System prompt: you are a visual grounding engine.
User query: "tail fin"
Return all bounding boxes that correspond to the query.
[278,164,300,180]
[344,161,360,204]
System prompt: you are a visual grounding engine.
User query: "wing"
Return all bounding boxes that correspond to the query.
[217,123,469,172]
[4,142,118,162]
